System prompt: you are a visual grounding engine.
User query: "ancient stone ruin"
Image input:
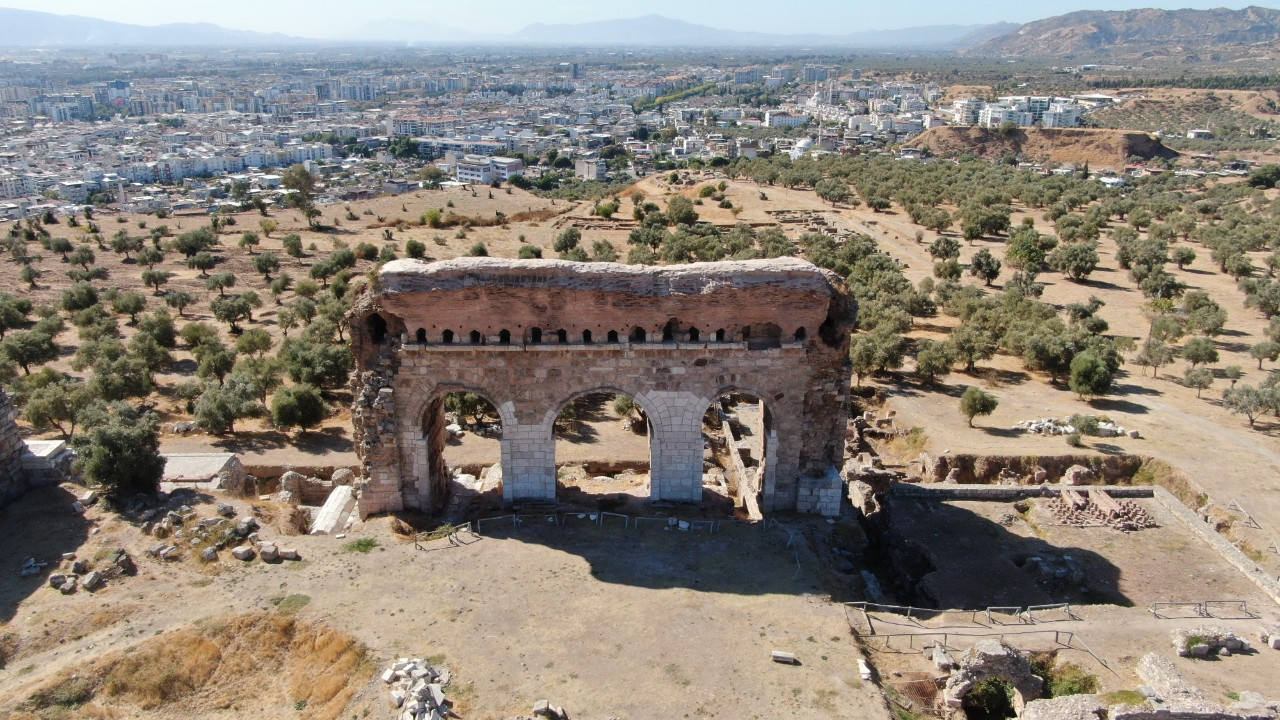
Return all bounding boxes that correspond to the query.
[348,257,855,516]
[0,387,75,509]
[0,388,27,508]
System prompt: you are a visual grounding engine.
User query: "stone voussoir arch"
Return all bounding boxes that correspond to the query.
[348,257,855,516]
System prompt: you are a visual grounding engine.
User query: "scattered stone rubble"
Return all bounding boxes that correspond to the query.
[37,548,134,594]
[1060,465,1096,485]
[444,417,502,439]
[138,505,300,565]
[1021,693,1107,720]
[1262,625,1280,651]
[962,650,1279,720]
[1172,626,1252,658]
[1013,417,1139,438]
[1127,652,1278,720]
[382,657,455,720]
[1046,489,1157,531]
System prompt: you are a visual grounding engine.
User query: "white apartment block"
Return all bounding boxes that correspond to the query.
[952,98,984,126]
[978,105,1035,128]
[764,111,810,128]
[454,154,524,184]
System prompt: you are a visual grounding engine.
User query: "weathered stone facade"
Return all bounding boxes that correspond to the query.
[348,257,854,516]
[0,388,27,508]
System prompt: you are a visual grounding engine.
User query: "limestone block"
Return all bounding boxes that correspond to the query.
[311,485,356,535]
[1020,694,1105,720]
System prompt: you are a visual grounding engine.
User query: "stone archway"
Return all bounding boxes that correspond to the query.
[701,388,779,515]
[348,258,856,516]
[549,388,654,503]
[537,387,709,503]
[943,641,1044,716]
[409,386,515,512]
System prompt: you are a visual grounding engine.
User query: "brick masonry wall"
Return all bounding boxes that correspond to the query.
[349,258,855,516]
[0,388,29,508]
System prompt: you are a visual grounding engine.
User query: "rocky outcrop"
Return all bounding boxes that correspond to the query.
[907,127,1177,171]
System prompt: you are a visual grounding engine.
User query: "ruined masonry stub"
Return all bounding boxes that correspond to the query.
[0,388,26,508]
[348,257,856,516]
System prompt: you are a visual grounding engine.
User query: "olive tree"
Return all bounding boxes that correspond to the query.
[959,386,998,427]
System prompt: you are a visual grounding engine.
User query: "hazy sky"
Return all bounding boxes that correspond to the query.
[9,0,1280,37]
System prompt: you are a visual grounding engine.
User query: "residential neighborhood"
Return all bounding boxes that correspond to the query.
[0,48,1133,221]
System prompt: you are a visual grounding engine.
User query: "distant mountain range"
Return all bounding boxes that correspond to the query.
[494,15,1017,49]
[963,5,1280,59]
[0,7,1009,49]
[0,8,303,47]
[3,5,1280,59]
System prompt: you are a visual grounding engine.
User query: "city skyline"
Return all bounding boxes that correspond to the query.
[5,0,1280,40]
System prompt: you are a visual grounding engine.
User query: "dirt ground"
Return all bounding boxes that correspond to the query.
[871,497,1274,610]
[857,498,1280,711]
[0,484,886,720]
[659,175,1280,579]
[864,600,1280,710]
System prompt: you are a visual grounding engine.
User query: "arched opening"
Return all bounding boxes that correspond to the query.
[553,390,651,511]
[688,327,700,342]
[367,314,388,344]
[607,330,619,343]
[530,327,543,344]
[421,391,503,513]
[442,329,455,344]
[469,329,482,345]
[793,327,806,342]
[415,328,427,344]
[556,328,568,344]
[498,329,511,344]
[629,326,646,343]
[582,329,593,344]
[746,322,782,350]
[662,319,678,342]
[702,390,773,519]
[961,678,1018,720]
[715,328,726,342]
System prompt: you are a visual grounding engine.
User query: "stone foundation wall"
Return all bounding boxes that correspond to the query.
[0,389,29,508]
[795,467,843,517]
[349,258,855,517]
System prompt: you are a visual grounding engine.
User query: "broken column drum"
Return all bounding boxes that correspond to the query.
[348,257,855,516]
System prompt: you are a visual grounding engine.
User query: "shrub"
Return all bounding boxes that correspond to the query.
[61,282,99,312]
[72,403,165,502]
[271,383,329,432]
[1030,653,1100,697]
[343,538,379,553]
[959,386,998,427]
[1068,414,1100,436]
[1069,351,1113,399]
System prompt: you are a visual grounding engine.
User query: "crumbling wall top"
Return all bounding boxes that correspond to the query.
[378,257,836,298]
